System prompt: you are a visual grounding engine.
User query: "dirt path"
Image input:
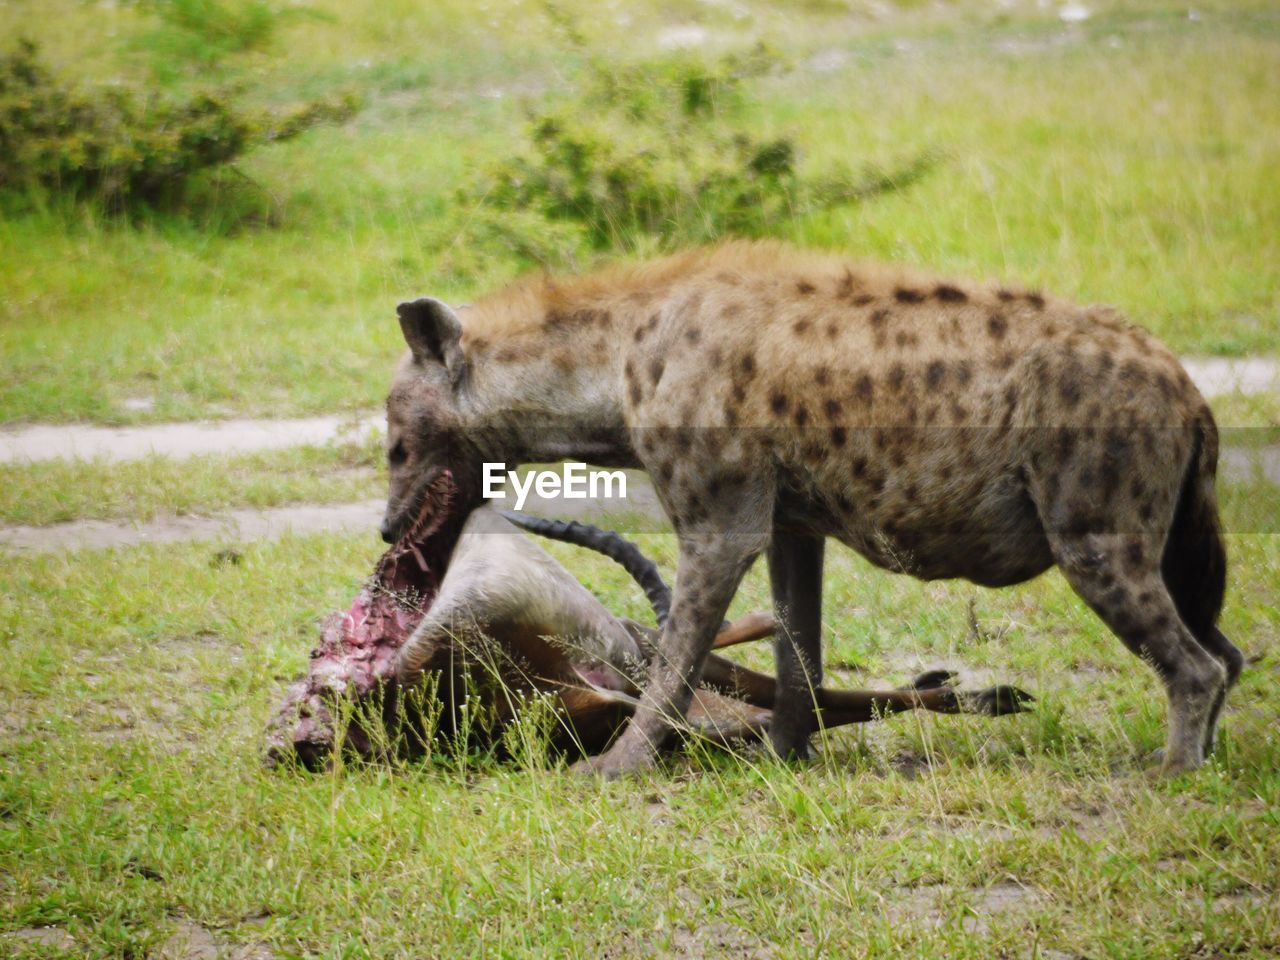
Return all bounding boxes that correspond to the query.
[1183,356,1278,396]
[0,357,1274,466]
[0,354,1273,554]
[5,446,1276,555]
[1222,445,1280,486]
[0,486,668,555]
[0,413,381,464]
[0,500,387,554]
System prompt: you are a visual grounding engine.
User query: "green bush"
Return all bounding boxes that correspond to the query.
[462,43,936,260]
[0,40,356,211]
[131,0,330,81]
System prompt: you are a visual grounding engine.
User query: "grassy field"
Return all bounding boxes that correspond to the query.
[2,532,1278,958]
[2,0,1279,956]
[1,0,1277,425]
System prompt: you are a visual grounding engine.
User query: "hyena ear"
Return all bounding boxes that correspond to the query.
[396,297,464,376]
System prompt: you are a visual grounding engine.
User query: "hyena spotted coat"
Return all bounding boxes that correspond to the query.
[382,241,1241,778]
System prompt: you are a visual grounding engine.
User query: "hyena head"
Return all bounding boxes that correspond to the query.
[380,297,482,543]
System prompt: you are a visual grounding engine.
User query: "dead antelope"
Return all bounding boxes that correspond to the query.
[266,483,1030,769]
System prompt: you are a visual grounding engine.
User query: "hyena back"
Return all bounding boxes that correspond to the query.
[384,241,1240,778]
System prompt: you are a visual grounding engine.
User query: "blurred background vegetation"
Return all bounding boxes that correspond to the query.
[1,0,1277,424]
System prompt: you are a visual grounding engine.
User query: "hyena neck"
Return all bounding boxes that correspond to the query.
[460,308,636,468]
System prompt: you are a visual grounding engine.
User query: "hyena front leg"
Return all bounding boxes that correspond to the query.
[768,529,825,760]
[574,524,768,779]
[1051,532,1227,776]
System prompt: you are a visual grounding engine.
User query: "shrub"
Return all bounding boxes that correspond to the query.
[131,0,330,80]
[461,42,936,261]
[0,39,356,211]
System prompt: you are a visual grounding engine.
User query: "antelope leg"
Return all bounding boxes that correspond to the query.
[699,658,1034,725]
[711,611,776,650]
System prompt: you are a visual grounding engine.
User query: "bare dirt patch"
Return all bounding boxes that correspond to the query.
[965,881,1042,934]
[1222,444,1280,485]
[0,414,381,465]
[603,923,777,959]
[1181,356,1278,397]
[0,500,385,554]
[668,923,777,959]
[885,879,1043,934]
[1,926,77,952]
[1211,889,1279,916]
[156,920,275,960]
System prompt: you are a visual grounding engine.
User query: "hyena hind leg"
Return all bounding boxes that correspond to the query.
[1189,626,1244,758]
[1050,532,1228,776]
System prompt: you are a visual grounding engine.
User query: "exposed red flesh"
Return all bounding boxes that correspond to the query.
[265,471,456,767]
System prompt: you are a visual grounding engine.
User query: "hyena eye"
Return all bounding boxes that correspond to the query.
[388,441,407,467]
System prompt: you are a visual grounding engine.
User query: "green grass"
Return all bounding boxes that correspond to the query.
[2,1,1278,955]
[1,0,1277,425]
[1,531,1277,957]
[0,441,383,527]
[1213,392,1280,448]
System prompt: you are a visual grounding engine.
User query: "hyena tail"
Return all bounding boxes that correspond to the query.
[1161,414,1227,646]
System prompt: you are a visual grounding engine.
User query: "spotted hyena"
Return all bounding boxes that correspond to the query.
[382,241,1240,779]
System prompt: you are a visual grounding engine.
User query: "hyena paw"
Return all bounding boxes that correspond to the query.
[571,743,657,780]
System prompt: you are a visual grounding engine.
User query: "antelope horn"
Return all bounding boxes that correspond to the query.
[500,512,673,627]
